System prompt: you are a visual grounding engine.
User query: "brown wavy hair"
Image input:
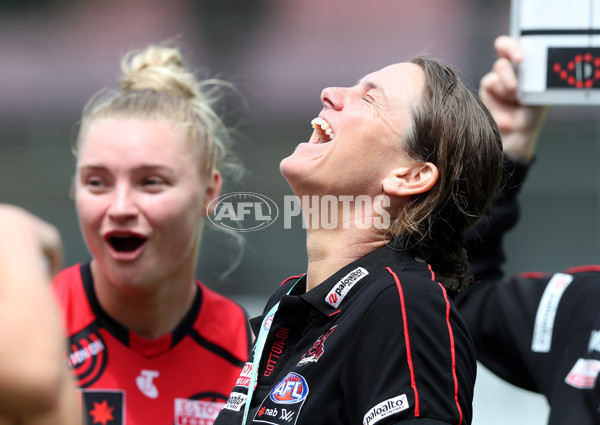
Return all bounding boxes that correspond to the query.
[390,54,503,291]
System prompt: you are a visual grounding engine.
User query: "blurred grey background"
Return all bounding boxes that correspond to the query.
[2,0,597,423]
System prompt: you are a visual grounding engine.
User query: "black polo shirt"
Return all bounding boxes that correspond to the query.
[215,244,476,425]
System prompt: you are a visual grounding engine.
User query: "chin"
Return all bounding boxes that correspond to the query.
[279,155,297,182]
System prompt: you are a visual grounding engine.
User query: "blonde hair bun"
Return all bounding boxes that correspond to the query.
[119,45,200,100]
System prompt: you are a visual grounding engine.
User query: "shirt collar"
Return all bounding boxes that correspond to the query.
[300,242,416,315]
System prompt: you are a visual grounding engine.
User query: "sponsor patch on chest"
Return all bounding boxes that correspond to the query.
[82,390,124,425]
[565,358,600,389]
[174,398,226,425]
[67,325,108,388]
[531,272,573,353]
[325,267,369,308]
[136,369,159,399]
[588,330,600,354]
[223,392,247,412]
[363,394,409,425]
[235,362,254,388]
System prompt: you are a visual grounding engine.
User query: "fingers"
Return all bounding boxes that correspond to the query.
[480,36,522,105]
[0,205,64,277]
[494,35,524,64]
[480,57,519,104]
[37,219,64,277]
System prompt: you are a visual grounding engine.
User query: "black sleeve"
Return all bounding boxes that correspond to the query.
[453,157,547,391]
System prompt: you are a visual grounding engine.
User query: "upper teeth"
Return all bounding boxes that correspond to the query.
[311,117,334,142]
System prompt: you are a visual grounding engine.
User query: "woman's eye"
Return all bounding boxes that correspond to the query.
[86,177,104,187]
[83,176,108,193]
[142,177,166,190]
[145,177,161,185]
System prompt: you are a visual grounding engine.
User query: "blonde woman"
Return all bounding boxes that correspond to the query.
[52,45,251,425]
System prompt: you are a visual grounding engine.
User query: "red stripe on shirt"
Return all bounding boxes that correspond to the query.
[386,267,419,417]
[427,264,436,281]
[279,275,305,287]
[436,282,463,425]
[564,265,600,274]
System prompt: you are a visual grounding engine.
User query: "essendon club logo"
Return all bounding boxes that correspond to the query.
[66,325,107,388]
[297,326,337,366]
[547,47,600,89]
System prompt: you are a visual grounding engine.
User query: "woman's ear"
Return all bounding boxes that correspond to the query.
[203,170,223,215]
[382,162,439,197]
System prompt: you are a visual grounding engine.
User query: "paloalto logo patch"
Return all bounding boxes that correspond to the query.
[565,358,600,389]
[223,392,247,412]
[363,394,409,425]
[325,267,369,308]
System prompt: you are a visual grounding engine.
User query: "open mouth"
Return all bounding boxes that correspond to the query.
[311,117,334,143]
[107,235,147,252]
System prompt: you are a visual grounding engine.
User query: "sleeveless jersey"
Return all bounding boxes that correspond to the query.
[52,262,251,425]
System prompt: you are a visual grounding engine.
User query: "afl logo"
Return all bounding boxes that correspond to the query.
[270,373,309,404]
[207,192,279,232]
[66,326,107,388]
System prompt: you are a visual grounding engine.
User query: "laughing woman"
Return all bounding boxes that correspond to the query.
[52,44,251,425]
[215,56,504,425]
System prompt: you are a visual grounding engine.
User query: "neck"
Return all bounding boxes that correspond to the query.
[299,194,392,291]
[304,227,388,291]
[91,260,198,340]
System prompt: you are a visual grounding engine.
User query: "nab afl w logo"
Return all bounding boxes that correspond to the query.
[66,325,107,388]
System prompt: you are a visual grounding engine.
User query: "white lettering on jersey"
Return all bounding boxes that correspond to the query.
[223,392,247,411]
[235,362,253,388]
[136,369,159,399]
[174,398,225,424]
[363,394,409,425]
[67,339,105,368]
[588,330,600,354]
[531,273,573,353]
[325,267,369,308]
[565,358,600,389]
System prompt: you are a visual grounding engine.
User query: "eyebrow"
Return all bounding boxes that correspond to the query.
[77,164,175,173]
[357,79,388,100]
